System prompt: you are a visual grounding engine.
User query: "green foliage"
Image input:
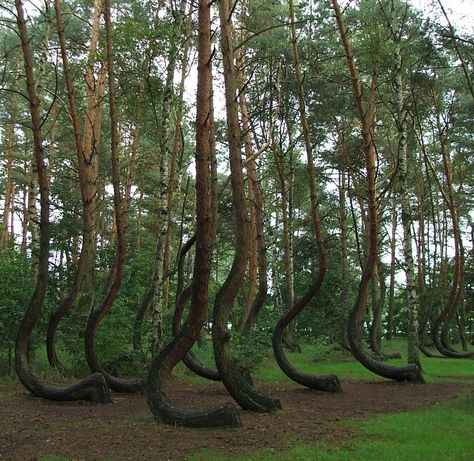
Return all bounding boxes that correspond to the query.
[232,328,273,371]
[0,249,32,352]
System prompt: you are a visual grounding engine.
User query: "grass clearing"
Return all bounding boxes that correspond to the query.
[186,392,474,461]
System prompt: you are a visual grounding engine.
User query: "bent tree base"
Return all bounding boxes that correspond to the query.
[16,358,111,403]
[85,305,144,393]
[273,320,342,393]
[432,315,474,359]
[214,327,282,413]
[173,282,220,381]
[145,339,241,428]
[347,307,425,384]
[144,0,241,428]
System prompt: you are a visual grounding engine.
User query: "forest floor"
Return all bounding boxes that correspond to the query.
[1,377,473,461]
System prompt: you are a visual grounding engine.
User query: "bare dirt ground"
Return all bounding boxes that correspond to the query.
[0,378,471,461]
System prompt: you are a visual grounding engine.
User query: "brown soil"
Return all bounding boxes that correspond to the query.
[0,378,471,461]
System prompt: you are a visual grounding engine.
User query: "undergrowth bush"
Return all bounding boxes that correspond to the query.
[232,328,273,371]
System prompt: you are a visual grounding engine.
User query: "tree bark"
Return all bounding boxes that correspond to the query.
[272,0,342,393]
[47,0,105,370]
[171,234,221,381]
[212,0,281,413]
[14,0,110,403]
[145,0,241,427]
[236,45,268,335]
[332,0,424,383]
[387,193,397,340]
[431,95,473,358]
[1,114,16,250]
[83,0,145,393]
[395,46,422,368]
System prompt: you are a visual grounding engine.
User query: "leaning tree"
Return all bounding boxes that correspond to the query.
[332,0,424,384]
[13,0,110,403]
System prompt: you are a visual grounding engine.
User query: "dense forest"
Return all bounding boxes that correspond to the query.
[0,0,473,429]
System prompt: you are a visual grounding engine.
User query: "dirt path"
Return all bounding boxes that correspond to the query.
[0,378,471,461]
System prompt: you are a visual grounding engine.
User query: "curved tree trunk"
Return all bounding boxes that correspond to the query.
[240,172,268,334]
[369,262,383,358]
[47,0,104,370]
[272,0,342,393]
[14,0,110,404]
[83,2,143,392]
[212,0,281,413]
[160,7,193,330]
[272,139,298,351]
[332,0,424,384]
[431,105,473,358]
[236,45,268,335]
[144,0,241,427]
[413,121,440,348]
[172,235,220,381]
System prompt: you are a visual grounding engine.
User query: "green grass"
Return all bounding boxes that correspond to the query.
[183,339,474,460]
[181,338,474,384]
[186,392,474,461]
[256,339,474,383]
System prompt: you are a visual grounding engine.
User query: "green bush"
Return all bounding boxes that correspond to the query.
[0,249,32,360]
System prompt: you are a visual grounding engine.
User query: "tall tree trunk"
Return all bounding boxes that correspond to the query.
[26,157,40,278]
[161,31,189,321]
[272,0,341,393]
[411,115,440,353]
[47,0,105,370]
[369,261,383,357]
[395,47,422,368]
[387,193,397,340]
[2,59,19,250]
[431,96,473,358]
[456,239,468,351]
[332,0,424,383]
[338,122,368,340]
[21,164,28,254]
[272,133,297,350]
[14,0,110,403]
[338,165,350,348]
[145,0,240,427]
[240,119,258,332]
[212,0,281,413]
[150,12,186,350]
[235,41,267,333]
[1,115,16,249]
[84,0,144,392]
